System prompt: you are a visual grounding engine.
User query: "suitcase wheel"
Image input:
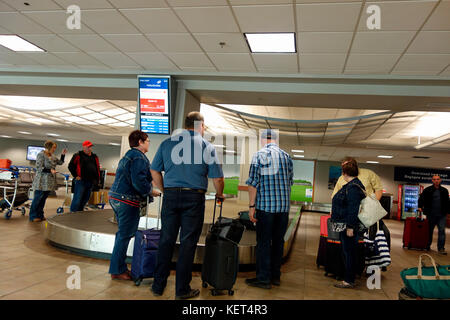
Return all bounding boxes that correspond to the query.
[5,209,12,219]
[202,282,208,288]
[211,289,219,296]
[228,290,234,296]
[134,278,142,286]
[57,207,64,214]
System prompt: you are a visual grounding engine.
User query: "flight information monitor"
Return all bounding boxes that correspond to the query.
[138,76,171,135]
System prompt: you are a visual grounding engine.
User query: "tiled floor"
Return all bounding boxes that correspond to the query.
[0,194,448,300]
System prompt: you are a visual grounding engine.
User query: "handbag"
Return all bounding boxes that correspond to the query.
[327,218,344,241]
[355,185,387,228]
[400,254,450,299]
[363,222,391,267]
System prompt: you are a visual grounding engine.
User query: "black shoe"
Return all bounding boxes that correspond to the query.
[271,278,280,286]
[438,249,447,255]
[175,289,200,300]
[150,286,163,297]
[245,278,271,289]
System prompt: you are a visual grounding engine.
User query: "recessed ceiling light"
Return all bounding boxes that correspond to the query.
[109,142,121,146]
[292,149,304,153]
[367,161,379,164]
[47,133,60,137]
[0,135,12,138]
[244,33,296,53]
[18,131,32,135]
[377,155,393,159]
[293,155,305,158]
[56,139,68,142]
[0,35,44,52]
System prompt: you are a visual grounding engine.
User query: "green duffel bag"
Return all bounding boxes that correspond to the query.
[400,254,450,299]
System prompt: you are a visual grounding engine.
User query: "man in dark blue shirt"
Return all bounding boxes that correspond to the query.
[418,175,449,255]
[150,111,224,300]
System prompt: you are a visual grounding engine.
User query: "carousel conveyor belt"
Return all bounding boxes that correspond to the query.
[44,205,301,265]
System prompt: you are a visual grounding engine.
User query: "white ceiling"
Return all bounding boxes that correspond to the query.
[0,0,448,75]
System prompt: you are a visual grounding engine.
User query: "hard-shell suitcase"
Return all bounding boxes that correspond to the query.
[316,215,330,268]
[403,214,429,250]
[131,196,161,286]
[201,197,244,296]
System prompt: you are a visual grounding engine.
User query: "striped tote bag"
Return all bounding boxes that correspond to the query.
[364,222,391,267]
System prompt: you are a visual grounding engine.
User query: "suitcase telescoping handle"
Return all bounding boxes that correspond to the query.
[144,194,162,230]
[212,195,224,225]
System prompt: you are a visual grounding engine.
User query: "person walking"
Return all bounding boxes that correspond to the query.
[68,140,100,212]
[245,129,294,289]
[150,111,224,300]
[108,130,160,280]
[418,175,449,255]
[331,160,366,289]
[29,140,67,222]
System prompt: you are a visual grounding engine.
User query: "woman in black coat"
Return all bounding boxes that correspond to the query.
[331,159,366,288]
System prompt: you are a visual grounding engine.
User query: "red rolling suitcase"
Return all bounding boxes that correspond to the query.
[316,215,330,268]
[402,213,429,250]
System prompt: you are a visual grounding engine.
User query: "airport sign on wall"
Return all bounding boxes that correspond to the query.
[394,166,450,185]
[138,76,171,135]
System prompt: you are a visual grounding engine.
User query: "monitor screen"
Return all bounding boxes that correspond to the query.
[26,146,45,161]
[138,76,171,135]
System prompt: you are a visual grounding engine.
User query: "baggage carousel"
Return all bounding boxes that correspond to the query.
[43,203,301,265]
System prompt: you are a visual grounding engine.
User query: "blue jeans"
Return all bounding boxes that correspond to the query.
[152,190,205,296]
[340,230,359,284]
[109,199,140,275]
[70,179,93,212]
[29,190,50,221]
[428,215,447,251]
[255,210,289,283]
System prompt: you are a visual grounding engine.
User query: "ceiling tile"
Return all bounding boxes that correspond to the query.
[208,53,256,72]
[126,52,179,70]
[20,35,80,52]
[63,34,117,52]
[407,31,450,54]
[0,1,14,11]
[296,3,362,32]
[423,0,450,31]
[230,0,294,3]
[179,66,218,72]
[21,52,71,65]
[87,52,140,67]
[168,0,227,6]
[298,32,353,53]
[53,0,114,9]
[109,0,168,8]
[194,33,249,53]
[23,11,94,34]
[120,8,187,33]
[300,69,342,75]
[440,65,450,75]
[0,12,53,34]
[166,52,214,68]
[2,0,60,11]
[81,9,140,34]
[174,6,239,33]
[52,52,104,65]
[351,31,415,54]
[357,1,436,31]
[345,54,400,72]
[253,53,297,70]
[101,34,157,52]
[300,53,346,70]
[393,54,450,73]
[0,52,41,65]
[146,33,202,52]
[233,5,295,32]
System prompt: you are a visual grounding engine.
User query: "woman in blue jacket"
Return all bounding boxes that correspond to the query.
[331,158,366,288]
[108,130,160,280]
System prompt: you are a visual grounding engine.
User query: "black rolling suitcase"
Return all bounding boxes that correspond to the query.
[201,197,244,296]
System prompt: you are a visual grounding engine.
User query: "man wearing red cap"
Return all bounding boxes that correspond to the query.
[68,140,101,212]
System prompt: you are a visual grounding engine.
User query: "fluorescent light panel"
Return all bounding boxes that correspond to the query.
[245,33,296,53]
[377,155,393,159]
[0,35,44,52]
[18,131,32,135]
[294,155,304,158]
[367,161,379,164]
[292,149,304,153]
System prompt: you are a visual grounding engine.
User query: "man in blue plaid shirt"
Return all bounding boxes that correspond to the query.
[245,129,294,289]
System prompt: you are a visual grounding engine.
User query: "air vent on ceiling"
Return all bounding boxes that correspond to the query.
[412,156,430,159]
